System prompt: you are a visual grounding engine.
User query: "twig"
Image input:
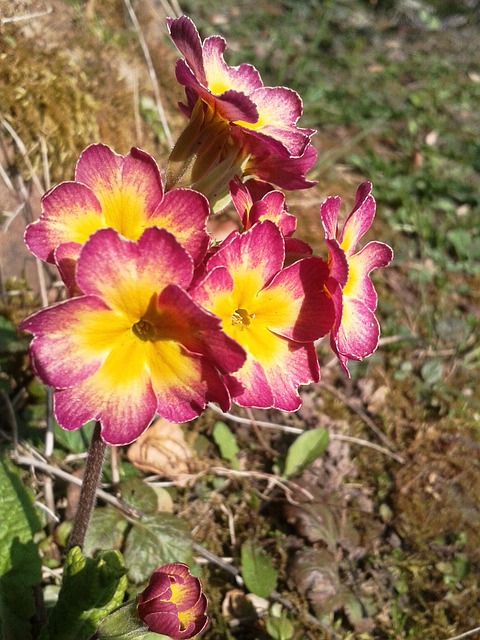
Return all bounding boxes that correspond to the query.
[14,456,142,518]
[123,0,173,147]
[1,7,53,24]
[1,119,44,196]
[14,454,142,519]
[322,383,393,447]
[333,434,404,463]
[209,404,303,434]
[445,628,480,640]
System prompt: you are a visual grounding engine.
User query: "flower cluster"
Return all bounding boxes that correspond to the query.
[20,15,392,448]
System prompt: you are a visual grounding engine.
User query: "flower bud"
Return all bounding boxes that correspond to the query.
[137,563,208,639]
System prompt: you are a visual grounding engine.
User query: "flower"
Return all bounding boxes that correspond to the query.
[20,227,245,445]
[25,144,210,277]
[192,221,334,410]
[320,182,393,375]
[167,15,313,157]
[137,563,208,639]
[229,176,296,236]
[165,16,316,206]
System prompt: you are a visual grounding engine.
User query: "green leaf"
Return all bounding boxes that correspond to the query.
[212,421,240,469]
[0,455,42,640]
[265,604,294,640]
[53,420,96,454]
[97,600,175,639]
[97,600,149,639]
[119,477,159,515]
[124,514,193,584]
[83,507,128,557]
[283,428,329,478]
[38,547,127,640]
[240,541,277,599]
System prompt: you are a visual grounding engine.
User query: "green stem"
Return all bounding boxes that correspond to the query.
[68,422,106,550]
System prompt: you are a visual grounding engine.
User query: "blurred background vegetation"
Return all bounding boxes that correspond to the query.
[1,1,479,638]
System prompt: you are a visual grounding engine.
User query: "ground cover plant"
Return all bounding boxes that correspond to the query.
[1,1,479,639]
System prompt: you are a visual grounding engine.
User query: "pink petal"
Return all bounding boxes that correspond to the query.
[202,35,263,95]
[319,195,341,240]
[75,145,165,236]
[339,192,376,256]
[207,221,284,287]
[54,346,158,445]
[226,357,274,408]
[335,297,381,361]
[261,257,334,341]
[76,227,193,315]
[155,284,245,375]
[25,181,103,262]
[240,86,312,157]
[149,187,210,265]
[345,241,393,310]
[167,16,207,85]
[325,238,349,287]
[241,136,317,190]
[19,296,111,388]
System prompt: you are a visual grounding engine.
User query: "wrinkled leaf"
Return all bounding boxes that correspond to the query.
[0,456,42,640]
[283,428,329,478]
[84,507,128,557]
[240,541,277,598]
[124,514,193,584]
[120,477,159,515]
[212,421,240,469]
[38,547,127,640]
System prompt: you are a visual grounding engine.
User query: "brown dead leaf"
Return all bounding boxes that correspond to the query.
[127,417,193,479]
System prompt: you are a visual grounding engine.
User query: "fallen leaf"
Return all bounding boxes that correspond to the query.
[127,418,193,479]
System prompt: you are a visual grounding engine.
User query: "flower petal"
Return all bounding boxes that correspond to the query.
[76,227,193,319]
[75,144,165,239]
[319,195,341,240]
[241,135,317,190]
[155,284,245,375]
[19,296,118,388]
[237,86,312,156]
[25,182,103,262]
[260,257,334,341]
[339,188,375,256]
[149,188,209,264]
[343,240,393,310]
[207,221,284,293]
[53,334,158,444]
[335,296,380,361]
[166,15,207,85]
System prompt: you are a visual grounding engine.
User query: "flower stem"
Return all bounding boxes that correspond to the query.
[68,422,106,550]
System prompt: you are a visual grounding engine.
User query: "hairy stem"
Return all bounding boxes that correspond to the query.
[68,422,106,550]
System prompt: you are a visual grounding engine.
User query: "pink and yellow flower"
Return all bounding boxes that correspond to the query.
[137,563,208,639]
[20,227,245,445]
[192,221,334,410]
[229,177,296,236]
[167,15,313,157]
[25,144,210,276]
[320,182,393,375]
[165,16,316,205]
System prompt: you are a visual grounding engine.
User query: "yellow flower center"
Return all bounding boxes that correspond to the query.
[132,319,157,342]
[231,308,255,329]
